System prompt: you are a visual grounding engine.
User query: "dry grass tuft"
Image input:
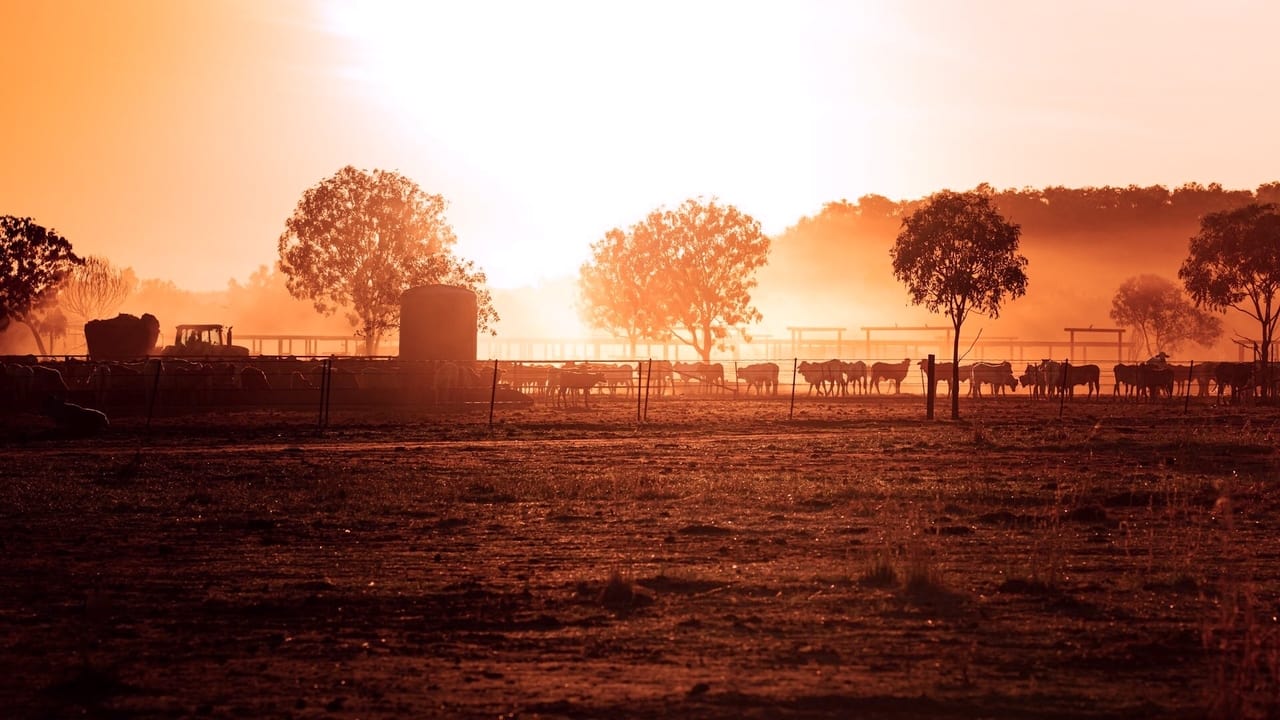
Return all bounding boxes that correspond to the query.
[1202,484,1280,719]
[859,552,898,588]
[599,569,636,608]
[970,423,994,447]
[904,553,948,599]
[1202,580,1280,719]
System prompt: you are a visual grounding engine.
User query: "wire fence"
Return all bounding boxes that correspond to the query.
[1,354,1267,430]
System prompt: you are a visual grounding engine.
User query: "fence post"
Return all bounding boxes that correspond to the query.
[317,356,332,432]
[636,361,642,423]
[644,359,653,422]
[1059,358,1069,418]
[789,358,798,420]
[1183,359,1194,414]
[926,354,935,420]
[488,359,499,429]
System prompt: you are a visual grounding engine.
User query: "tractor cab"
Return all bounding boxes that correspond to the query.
[162,324,249,357]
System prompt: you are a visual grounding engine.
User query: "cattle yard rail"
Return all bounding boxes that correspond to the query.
[1,355,1266,423]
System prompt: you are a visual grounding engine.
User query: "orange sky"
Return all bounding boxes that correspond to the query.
[3,0,1279,293]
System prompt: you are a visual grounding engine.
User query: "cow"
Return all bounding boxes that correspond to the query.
[1,362,35,408]
[582,363,635,396]
[310,364,360,390]
[240,366,272,392]
[31,365,69,403]
[1166,363,1194,397]
[423,361,462,403]
[1187,361,1218,397]
[673,362,726,394]
[549,367,604,407]
[737,362,780,396]
[1041,361,1101,398]
[870,359,911,394]
[797,360,839,396]
[1019,363,1049,398]
[506,363,554,396]
[1,361,71,411]
[819,359,855,396]
[455,361,501,393]
[1134,363,1174,399]
[1113,363,1139,398]
[42,394,109,435]
[795,361,824,395]
[60,358,98,390]
[207,362,239,390]
[918,359,971,397]
[647,360,676,397]
[89,361,146,407]
[140,358,215,407]
[841,360,869,395]
[1214,362,1254,403]
[359,363,402,392]
[969,361,1017,397]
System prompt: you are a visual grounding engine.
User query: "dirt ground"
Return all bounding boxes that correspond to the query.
[3,394,1280,719]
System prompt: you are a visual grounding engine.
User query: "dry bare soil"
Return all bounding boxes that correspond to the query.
[3,396,1280,719]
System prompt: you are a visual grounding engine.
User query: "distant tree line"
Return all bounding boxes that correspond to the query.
[803,182,1280,236]
[5,179,1280,376]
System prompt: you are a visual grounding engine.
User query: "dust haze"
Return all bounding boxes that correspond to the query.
[755,190,1266,361]
[2,185,1272,362]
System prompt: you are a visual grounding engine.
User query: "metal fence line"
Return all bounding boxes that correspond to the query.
[2,355,1268,427]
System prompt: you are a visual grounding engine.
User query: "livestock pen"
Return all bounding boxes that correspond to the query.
[0,355,1267,430]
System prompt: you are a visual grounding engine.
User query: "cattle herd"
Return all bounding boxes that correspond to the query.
[0,354,1273,431]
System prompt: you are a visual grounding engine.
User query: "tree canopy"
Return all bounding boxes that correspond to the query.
[59,255,136,323]
[278,166,497,355]
[578,197,770,362]
[891,190,1028,419]
[1179,202,1280,388]
[0,216,83,355]
[578,227,664,355]
[1109,274,1222,359]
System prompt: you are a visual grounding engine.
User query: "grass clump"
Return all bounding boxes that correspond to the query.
[859,552,898,588]
[599,569,636,608]
[904,553,948,599]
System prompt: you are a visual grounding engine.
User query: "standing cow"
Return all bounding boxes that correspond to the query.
[969,361,1018,397]
[918,359,971,397]
[870,359,911,394]
[1040,360,1101,398]
[737,362,780,396]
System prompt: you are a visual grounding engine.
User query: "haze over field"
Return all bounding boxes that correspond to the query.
[3,0,1280,348]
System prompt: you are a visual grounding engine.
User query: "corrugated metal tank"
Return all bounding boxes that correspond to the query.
[399,284,477,361]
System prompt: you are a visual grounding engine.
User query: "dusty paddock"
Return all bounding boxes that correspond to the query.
[2,395,1279,719]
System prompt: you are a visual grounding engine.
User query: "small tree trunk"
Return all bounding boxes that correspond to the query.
[20,319,48,356]
[950,321,962,420]
[1262,332,1273,401]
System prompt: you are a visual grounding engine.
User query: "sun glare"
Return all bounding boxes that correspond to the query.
[318,1,880,290]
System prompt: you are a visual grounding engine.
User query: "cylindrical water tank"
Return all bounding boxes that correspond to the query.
[399,284,478,361]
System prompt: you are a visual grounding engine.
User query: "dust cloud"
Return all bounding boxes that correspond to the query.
[1,188,1268,363]
[757,196,1254,362]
